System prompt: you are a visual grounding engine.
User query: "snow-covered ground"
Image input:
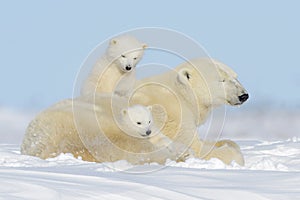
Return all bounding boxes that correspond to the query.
[0,107,300,199]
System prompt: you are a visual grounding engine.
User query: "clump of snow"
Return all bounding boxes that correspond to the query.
[242,139,300,172]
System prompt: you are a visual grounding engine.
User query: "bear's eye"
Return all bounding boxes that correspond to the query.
[148,120,151,124]
[220,79,226,82]
[133,57,137,60]
[185,71,191,80]
[121,55,126,58]
[136,122,141,125]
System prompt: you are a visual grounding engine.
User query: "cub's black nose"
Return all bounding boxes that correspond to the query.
[146,130,151,135]
[125,66,132,71]
[238,93,249,103]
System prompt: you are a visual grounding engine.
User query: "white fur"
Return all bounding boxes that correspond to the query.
[81,35,146,97]
[130,58,249,165]
[121,105,153,137]
[21,95,191,164]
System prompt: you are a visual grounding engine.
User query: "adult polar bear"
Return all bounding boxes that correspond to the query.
[130,58,249,165]
[21,95,189,164]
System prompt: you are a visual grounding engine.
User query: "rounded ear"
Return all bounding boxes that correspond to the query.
[142,43,147,49]
[121,108,127,116]
[177,68,192,84]
[110,38,117,45]
[146,105,152,112]
[215,61,237,78]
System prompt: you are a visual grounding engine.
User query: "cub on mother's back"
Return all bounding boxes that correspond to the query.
[81,35,147,97]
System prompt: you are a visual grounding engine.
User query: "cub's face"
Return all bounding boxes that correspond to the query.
[107,35,147,72]
[117,50,144,72]
[121,105,153,137]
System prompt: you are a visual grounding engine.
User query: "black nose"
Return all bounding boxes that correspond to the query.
[125,65,132,71]
[238,93,249,103]
[146,130,151,135]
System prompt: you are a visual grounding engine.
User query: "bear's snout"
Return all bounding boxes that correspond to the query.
[125,65,132,71]
[146,130,151,135]
[238,93,249,103]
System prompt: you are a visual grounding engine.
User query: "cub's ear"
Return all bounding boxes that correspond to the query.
[121,108,127,116]
[142,43,147,49]
[177,68,192,84]
[110,38,117,45]
[146,105,152,111]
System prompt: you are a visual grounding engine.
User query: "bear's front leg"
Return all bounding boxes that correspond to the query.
[149,132,194,162]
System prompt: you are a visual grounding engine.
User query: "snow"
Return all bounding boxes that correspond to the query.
[1,108,300,199]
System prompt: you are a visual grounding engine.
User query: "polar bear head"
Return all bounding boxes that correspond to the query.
[175,58,249,108]
[107,35,147,72]
[214,60,249,106]
[120,105,153,138]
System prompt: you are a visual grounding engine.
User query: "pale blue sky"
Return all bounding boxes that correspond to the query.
[1,0,300,110]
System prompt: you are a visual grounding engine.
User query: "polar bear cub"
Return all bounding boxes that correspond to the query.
[115,102,188,151]
[118,104,154,138]
[81,35,147,97]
